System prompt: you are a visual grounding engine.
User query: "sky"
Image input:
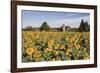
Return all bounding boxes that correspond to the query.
[22,10,90,28]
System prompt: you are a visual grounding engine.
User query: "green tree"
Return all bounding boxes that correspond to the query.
[79,19,89,32]
[40,22,50,31]
[79,19,85,32]
[84,21,89,32]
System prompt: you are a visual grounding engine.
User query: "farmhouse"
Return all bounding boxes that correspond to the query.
[60,24,71,32]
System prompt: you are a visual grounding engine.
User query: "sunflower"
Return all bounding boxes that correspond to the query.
[60,44,65,49]
[84,52,89,60]
[74,43,80,49]
[47,40,54,47]
[33,52,42,58]
[44,48,53,53]
[54,44,60,50]
[26,48,34,55]
[83,48,87,52]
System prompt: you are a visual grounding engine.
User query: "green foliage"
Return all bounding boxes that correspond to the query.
[22,31,90,62]
[79,19,90,32]
[40,22,50,31]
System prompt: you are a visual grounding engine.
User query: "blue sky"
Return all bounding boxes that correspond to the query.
[22,10,90,28]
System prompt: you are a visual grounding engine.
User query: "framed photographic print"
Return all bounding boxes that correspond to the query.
[11,1,97,73]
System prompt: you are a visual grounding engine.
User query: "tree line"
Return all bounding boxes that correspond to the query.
[22,19,90,32]
[79,19,90,32]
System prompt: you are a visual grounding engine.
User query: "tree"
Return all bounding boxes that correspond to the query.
[79,19,85,32]
[79,19,89,32]
[84,21,89,32]
[40,22,50,31]
[87,24,90,31]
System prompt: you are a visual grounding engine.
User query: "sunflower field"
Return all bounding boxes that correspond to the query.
[22,31,90,62]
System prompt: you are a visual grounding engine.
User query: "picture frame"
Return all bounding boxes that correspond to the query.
[11,1,97,73]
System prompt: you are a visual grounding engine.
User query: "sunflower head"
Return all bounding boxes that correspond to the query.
[47,40,54,47]
[26,48,34,55]
[33,51,42,58]
[60,44,65,49]
[44,48,53,53]
[74,43,80,49]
